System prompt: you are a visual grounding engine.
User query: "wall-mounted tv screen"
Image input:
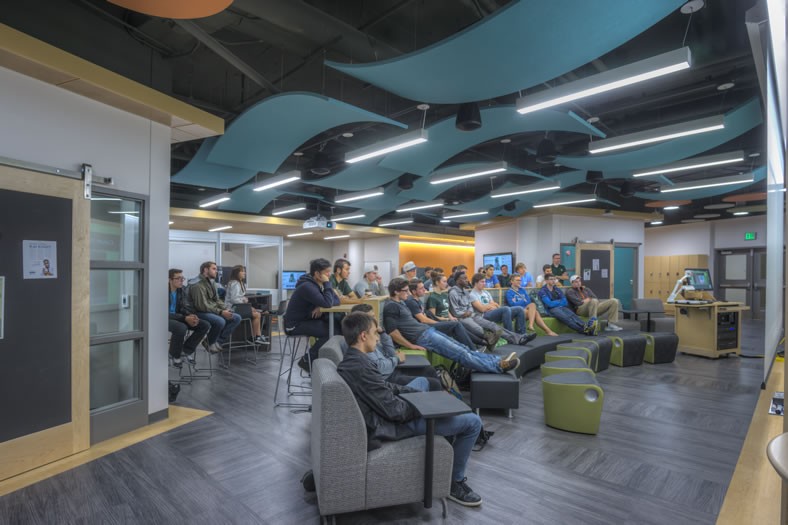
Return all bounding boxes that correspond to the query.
[282,270,306,290]
[482,252,514,275]
[685,268,713,291]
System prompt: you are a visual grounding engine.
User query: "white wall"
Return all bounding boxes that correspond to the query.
[474,221,517,271]
[0,66,171,416]
[714,215,767,249]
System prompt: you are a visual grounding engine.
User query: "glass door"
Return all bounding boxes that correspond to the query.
[716,249,754,320]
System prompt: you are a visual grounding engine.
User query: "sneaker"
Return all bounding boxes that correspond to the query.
[584,318,599,336]
[297,355,311,374]
[184,353,196,365]
[517,332,537,345]
[208,342,223,354]
[607,323,623,331]
[500,352,520,372]
[449,478,482,507]
[172,357,183,368]
[254,335,268,345]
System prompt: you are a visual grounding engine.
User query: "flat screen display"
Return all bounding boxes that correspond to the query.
[482,252,514,275]
[685,268,713,291]
[282,270,306,290]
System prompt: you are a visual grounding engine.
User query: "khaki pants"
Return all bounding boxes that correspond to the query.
[576,298,619,321]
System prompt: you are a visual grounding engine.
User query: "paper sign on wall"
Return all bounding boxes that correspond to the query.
[592,259,600,271]
[601,269,608,279]
[583,269,591,281]
[22,240,57,279]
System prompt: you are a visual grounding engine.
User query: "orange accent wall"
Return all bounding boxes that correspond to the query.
[108,0,232,19]
[399,242,475,274]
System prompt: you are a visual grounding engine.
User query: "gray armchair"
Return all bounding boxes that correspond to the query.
[310,358,453,522]
[631,298,675,332]
[317,336,346,365]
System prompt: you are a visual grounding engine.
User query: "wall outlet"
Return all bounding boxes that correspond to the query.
[121,294,129,308]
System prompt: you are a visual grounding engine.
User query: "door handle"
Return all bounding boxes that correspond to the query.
[629,280,633,285]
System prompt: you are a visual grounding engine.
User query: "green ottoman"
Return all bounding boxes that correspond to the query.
[545,349,590,366]
[642,332,679,364]
[605,333,647,367]
[541,359,594,378]
[542,371,604,434]
[556,342,598,371]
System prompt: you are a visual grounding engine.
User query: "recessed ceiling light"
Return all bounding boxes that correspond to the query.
[717,82,735,91]
[680,0,705,14]
[650,220,663,225]
[168,221,174,225]
[342,132,354,138]
[749,152,761,158]
[324,234,350,240]
[663,206,680,210]
[733,211,749,216]
[293,151,304,156]
[287,232,313,237]
[197,187,206,191]
[416,103,430,111]
[500,138,512,144]
[208,225,232,232]
[587,116,600,124]
[440,219,451,223]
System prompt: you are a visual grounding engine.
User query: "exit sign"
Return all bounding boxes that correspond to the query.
[745,232,757,241]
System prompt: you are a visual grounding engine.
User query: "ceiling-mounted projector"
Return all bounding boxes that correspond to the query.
[303,215,335,230]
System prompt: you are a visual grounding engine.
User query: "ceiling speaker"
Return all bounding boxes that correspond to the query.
[535,137,557,164]
[586,170,604,183]
[455,102,482,131]
[620,181,635,198]
[503,201,516,211]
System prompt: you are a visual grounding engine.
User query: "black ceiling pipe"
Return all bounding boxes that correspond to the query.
[455,102,482,131]
[586,170,604,183]
[535,137,557,164]
[620,181,635,198]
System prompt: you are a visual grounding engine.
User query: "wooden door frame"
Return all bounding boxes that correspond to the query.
[0,164,89,480]
[575,242,615,298]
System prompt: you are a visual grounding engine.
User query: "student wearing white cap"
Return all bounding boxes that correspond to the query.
[354,263,384,297]
[566,275,623,331]
[398,261,418,281]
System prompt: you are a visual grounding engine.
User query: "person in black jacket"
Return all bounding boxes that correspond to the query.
[336,311,484,507]
[284,258,341,371]
[168,268,210,368]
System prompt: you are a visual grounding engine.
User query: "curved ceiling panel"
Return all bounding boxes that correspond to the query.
[325,0,683,103]
[380,107,603,176]
[170,137,257,188]
[634,166,766,201]
[217,184,326,214]
[555,98,763,171]
[307,162,404,191]
[206,92,407,172]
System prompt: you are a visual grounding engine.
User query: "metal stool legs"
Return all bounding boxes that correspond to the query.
[274,334,312,409]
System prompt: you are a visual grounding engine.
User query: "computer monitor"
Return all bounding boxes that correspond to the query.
[282,270,306,290]
[482,252,514,275]
[685,268,713,291]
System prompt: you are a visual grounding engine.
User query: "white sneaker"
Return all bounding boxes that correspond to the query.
[209,342,223,353]
[608,323,624,331]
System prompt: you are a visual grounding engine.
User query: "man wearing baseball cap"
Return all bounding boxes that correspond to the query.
[398,261,418,281]
[566,275,622,331]
[354,263,384,297]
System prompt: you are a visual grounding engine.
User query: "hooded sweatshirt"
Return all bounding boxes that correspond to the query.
[284,274,339,327]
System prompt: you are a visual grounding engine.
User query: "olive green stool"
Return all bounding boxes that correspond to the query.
[556,341,598,371]
[642,332,679,364]
[544,349,589,366]
[542,371,605,434]
[605,333,647,367]
[540,359,594,378]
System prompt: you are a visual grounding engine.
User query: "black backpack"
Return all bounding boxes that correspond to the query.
[168,381,181,403]
[450,361,472,391]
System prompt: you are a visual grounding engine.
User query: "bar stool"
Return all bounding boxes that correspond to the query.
[273,331,312,410]
[221,304,258,369]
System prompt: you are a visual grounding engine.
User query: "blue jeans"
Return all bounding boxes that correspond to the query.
[197,312,242,344]
[483,306,526,334]
[404,378,482,482]
[547,306,585,333]
[416,327,503,373]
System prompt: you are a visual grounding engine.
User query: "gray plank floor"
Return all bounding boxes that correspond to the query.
[0,321,768,524]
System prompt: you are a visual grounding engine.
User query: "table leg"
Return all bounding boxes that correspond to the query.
[646,312,652,332]
[424,419,434,508]
[329,314,335,338]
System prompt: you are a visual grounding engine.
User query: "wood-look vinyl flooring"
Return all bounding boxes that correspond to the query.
[0,321,769,524]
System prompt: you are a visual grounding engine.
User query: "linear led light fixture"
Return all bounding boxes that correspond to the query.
[272,203,307,215]
[208,225,232,232]
[650,221,663,225]
[660,173,754,193]
[287,232,313,237]
[632,151,744,177]
[379,218,414,227]
[430,161,508,185]
[491,181,561,199]
[663,206,680,210]
[324,234,351,240]
[198,192,231,208]
[533,196,598,208]
[334,187,384,204]
[443,211,489,219]
[517,47,691,115]
[331,211,366,222]
[732,211,749,216]
[345,129,428,164]
[589,115,724,154]
[107,210,139,214]
[440,219,451,223]
[396,200,444,212]
[252,170,301,192]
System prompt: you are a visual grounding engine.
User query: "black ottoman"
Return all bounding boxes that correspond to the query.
[573,336,613,372]
[642,332,679,364]
[493,336,575,377]
[606,333,647,366]
[470,371,520,418]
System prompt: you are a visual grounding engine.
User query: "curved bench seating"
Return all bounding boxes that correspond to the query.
[605,332,647,367]
[545,349,590,366]
[540,359,594,378]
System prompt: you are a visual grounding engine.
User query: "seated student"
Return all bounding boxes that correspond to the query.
[447,265,467,287]
[513,262,535,287]
[284,258,341,371]
[505,274,558,336]
[426,274,455,322]
[224,265,267,345]
[566,275,623,331]
[498,264,512,289]
[538,274,599,335]
[353,263,384,298]
[398,261,418,281]
[168,268,210,367]
[448,272,534,348]
[536,264,552,286]
[482,264,500,288]
[350,304,441,391]
[384,277,520,374]
[406,278,480,351]
[336,311,483,506]
[330,258,363,304]
[190,261,242,353]
[470,273,528,336]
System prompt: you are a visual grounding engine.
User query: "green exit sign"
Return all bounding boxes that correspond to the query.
[745,232,757,241]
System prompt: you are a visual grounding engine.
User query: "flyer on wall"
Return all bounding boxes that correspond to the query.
[22,240,57,279]
[0,276,4,340]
